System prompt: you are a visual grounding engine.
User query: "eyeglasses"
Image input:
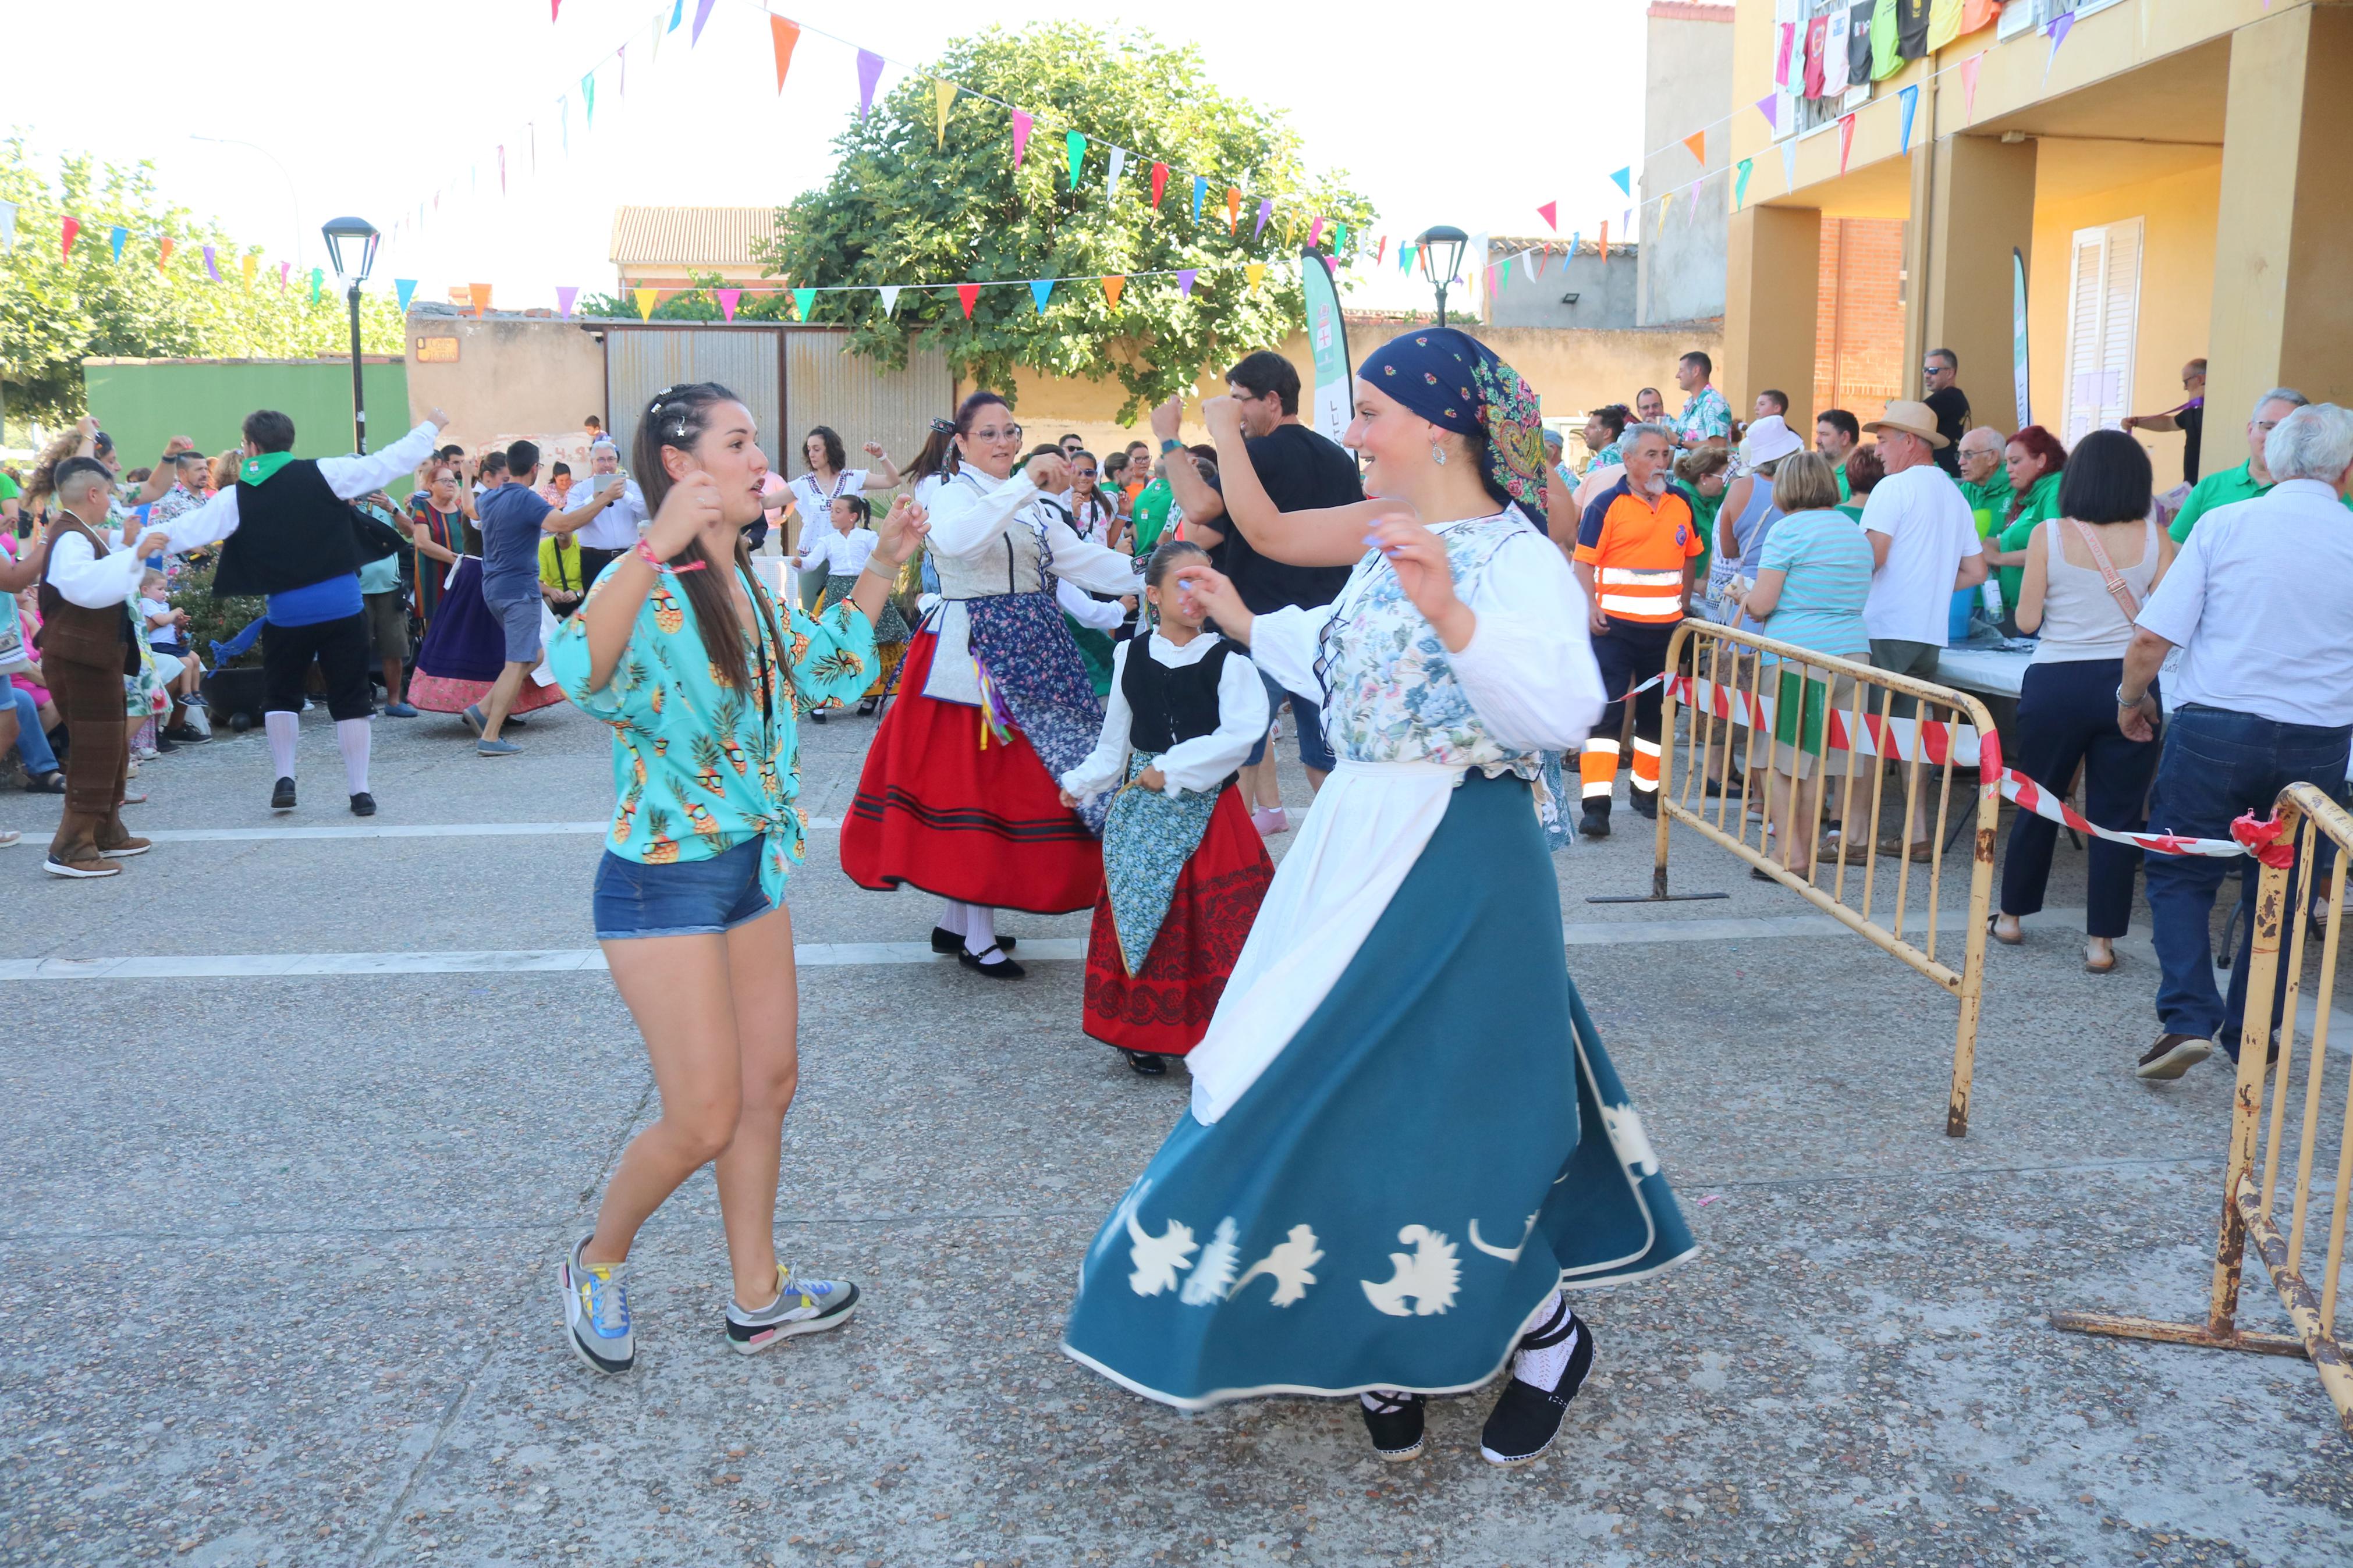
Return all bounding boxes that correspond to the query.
[1073,467,1098,477]
[968,425,1023,443]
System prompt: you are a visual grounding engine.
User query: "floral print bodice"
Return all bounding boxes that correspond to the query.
[1316,513,1543,779]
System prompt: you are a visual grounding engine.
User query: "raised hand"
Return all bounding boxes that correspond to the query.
[1199,395,1240,435]
[1170,562,1250,641]
[873,495,930,566]
[1365,518,1472,649]
[1024,452,1070,495]
[862,441,887,460]
[1150,395,1184,442]
[427,407,452,430]
[647,471,722,557]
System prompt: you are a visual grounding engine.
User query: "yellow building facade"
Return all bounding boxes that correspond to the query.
[1724,0,2352,485]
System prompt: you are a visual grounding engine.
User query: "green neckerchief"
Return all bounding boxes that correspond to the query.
[240,451,297,485]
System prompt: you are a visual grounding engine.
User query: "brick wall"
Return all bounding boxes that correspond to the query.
[1813,218,1907,430]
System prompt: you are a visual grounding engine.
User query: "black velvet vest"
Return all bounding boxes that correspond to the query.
[215,458,365,598]
[1122,635,1240,752]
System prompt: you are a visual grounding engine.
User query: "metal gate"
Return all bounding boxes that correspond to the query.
[601,325,783,460]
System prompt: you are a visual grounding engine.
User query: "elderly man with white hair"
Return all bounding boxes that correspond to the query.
[567,438,647,588]
[2123,402,2353,1080]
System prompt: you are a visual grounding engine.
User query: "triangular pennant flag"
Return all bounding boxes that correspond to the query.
[109,226,127,262]
[1106,148,1126,202]
[1609,166,1631,197]
[156,235,174,268]
[857,51,883,118]
[396,279,420,313]
[1309,216,1325,248]
[0,199,15,250]
[716,287,741,322]
[1755,94,1780,131]
[1500,256,1513,286]
[1531,246,1546,280]
[199,244,219,282]
[1398,243,1415,275]
[61,216,79,259]
[1030,279,1055,313]
[2044,10,2074,80]
[1150,162,1170,209]
[1484,264,1496,297]
[498,145,507,194]
[1011,110,1032,169]
[1176,268,1198,297]
[1683,130,1707,165]
[1537,201,1557,232]
[955,283,979,319]
[690,0,715,45]
[617,44,626,96]
[633,286,657,320]
[1735,158,1754,209]
[1225,187,1240,234]
[583,72,596,126]
[1253,198,1272,239]
[667,0,681,30]
[934,79,957,149]
[792,286,815,320]
[469,282,491,316]
[1780,138,1797,191]
[310,267,322,304]
[769,16,798,92]
[1336,223,1349,253]
[277,259,289,290]
[876,285,902,316]
[552,283,574,318]
[1065,130,1087,190]
[1598,221,1609,262]
[551,0,560,17]
[240,253,257,289]
[1837,112,1857,175]
[1374,235,1388,265]
[1244,262,1268,294]
[1101,275,1125,309]
[1898,84,1919,154]
[651,6,662,61]
[1660,190,1674,226]
[1959,54,1983,124]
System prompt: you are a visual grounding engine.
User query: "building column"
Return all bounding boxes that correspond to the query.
[1904,133,2036,434]
[1724,205,1820,430]
[2206,2,2353,447]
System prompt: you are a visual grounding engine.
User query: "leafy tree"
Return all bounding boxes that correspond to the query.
[758,24,1372,419]
[0,141,404,429]
[577,271,794,323]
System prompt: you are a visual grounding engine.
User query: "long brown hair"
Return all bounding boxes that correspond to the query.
[630,382,786,695]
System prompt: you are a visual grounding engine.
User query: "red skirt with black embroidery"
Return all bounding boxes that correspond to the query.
[841,626,1104,915]
[1082,786,1273,1057]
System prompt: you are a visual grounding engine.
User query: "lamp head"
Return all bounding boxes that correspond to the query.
[320,216,380,283]
[1415,225,1469,288]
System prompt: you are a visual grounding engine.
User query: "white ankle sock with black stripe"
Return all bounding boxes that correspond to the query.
[1512,1292,1579,1389]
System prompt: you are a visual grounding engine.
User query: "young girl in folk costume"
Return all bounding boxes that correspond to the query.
[545,381,925,1375]
[1059,540,1273,1076]
[792,495,911,719]
[1061,329,1695,1468]
[841,391,1144,979]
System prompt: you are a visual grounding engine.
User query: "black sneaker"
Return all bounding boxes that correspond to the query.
[1481,1299,1594,1467]
[2136,1033,2213,1080]
[1359,1391,1427,1462]
[1629,788,1658,820]
[270,776,297,811]
[349,792,377,817]
[154,734,180,753]
[1577,805,1612,840]
[931,926,1016,955]
[1124,1050,1169,1076]
[159,724,208,744]
[957,944,1025,979]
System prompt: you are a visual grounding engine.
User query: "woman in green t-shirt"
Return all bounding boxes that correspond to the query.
[1979,425,2068,613]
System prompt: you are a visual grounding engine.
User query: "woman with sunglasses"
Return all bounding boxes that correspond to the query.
[842,391,1144,976]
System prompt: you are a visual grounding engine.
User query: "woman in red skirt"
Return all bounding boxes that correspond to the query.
[842,391,1146,975]
[1059,541,1273,1072]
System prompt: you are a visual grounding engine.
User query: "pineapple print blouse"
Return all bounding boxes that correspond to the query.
[549,563,877,905]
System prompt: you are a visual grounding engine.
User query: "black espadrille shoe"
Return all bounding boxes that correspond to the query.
[1479,1299,1594,1467]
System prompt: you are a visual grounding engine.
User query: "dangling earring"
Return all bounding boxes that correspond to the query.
[1430,440,1449,467]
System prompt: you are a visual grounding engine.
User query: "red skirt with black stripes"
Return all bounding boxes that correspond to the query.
[841,626,1104,915]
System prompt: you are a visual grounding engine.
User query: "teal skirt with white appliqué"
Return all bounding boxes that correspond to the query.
[1060,769,1695,1408]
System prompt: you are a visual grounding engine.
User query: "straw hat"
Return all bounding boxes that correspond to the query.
[1864,399,1951,449]
[1738,414,1804,470]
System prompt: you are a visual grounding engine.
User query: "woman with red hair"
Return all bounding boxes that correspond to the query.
[1981,425,2069,613]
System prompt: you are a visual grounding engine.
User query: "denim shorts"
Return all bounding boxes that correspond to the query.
[491,596,543,663]
[592,836,776,940]
[1246,667,1336,772]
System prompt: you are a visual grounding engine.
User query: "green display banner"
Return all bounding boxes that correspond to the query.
[1299,248,1353,449]
[2012,246,2032,430]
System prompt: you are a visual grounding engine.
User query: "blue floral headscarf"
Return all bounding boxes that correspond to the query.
[1359,328,1550,514]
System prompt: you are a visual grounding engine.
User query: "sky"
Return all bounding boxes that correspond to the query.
[10,0,1652,315]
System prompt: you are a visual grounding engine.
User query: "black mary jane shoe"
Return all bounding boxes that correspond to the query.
[956,943,1025,979]
[1123,1050,1169,1076]
[271,776,297,812]
[349,792,378,818]
[1359,1391,1427,1462]
[931,926,1016,955]
[857,696,880,716]
[1479,1302,1595,1467]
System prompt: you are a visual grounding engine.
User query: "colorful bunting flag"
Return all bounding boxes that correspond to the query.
[633,287,656,320]
[60,216,79,259]
[1659,190,1674,226]
[792,287,815,320]
[1537,201,1557,232]
[934,80,956,149]
[1959,54,1983,123]
[1176,268,1198,297]
[583,72,596,127]
[1150,162,1169,209]
[157,236,174,268]
[240,254,257,289]
[770,16,798,91]
[618,44,626,96]
[2044,10,2074,80]
[1011,110,1032,169]
[1309,216,1324,248]
[1244,262,1267,295]
[1755,94,1780,131]
[1106,148,1126,202]
[1398,243,1415,275]
[1838,113,1857,175]
[1735,158,1754,209]
[955,282,979,319]
[1335,223,1348,252]
[1598,221,1609,262]
[716,287,741,322]
[1191,176,1206,223]
[1030,279,1054,312]
[1101,275,1125,309]
[690,0,715,46]
[1898,84,1919,154]
[650,6,663,62]
[876,285,902,316]
[277,259,289,290]
[109,226,127,262]
[402,280,424,312]
[1683,130,1706,165]
[1609,167,1631,197]
[1780,138,1797,191]
[1225,188,1240,234]
[1066,131,1087,190]
[857,51,883,117]
[469,282,491,315]
[1253,198,1272,238]
[311,268,323,304]
[667,0,681,31]
[1374,236,1387,266]
[498,145,507,194]
[1483,264,1495,297]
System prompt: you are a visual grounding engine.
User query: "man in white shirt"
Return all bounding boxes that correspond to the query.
[1857,399,1986,859]
[2118,403,2353,1081]
[569,439,645,588]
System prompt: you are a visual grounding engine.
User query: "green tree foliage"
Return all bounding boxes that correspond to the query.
[757,25,1372,419]
[0,141,404,427]
[576,272,794,323]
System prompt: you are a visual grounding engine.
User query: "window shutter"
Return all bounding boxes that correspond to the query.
[2096,217,2143,436]
[2062,218,2142,447]
[2063,229,2106,446]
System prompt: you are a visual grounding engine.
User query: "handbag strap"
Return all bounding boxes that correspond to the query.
[2066,518,2141,624]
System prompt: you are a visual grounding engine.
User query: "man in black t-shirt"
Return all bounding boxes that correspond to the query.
[1922,347,1971,477]
[1151,350,1363,833]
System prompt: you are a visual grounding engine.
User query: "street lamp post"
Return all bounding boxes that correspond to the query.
[1415,225,1470,328]
[320,216,381,453]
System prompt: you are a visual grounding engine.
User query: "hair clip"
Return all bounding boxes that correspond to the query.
[929,417,956,435]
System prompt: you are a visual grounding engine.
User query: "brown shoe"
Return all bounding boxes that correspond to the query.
[98,834,152,858]
[42,854,124,879]
[2135,1033,2213,1080]
[1875,836,1935,863]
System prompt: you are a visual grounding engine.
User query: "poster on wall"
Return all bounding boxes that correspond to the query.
[2011,247,2032,430]
[1299,248,1354,451]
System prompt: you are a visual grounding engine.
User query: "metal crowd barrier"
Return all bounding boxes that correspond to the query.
[2053,783,2353,1437]
[1633,618,2000,1136]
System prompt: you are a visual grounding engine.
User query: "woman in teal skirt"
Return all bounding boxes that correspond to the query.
[1061,329,1697,1466]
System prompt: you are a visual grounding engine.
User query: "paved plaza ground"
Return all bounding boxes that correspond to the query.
[2,697,2348,1567]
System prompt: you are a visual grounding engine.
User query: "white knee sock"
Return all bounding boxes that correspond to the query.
[264,711,299,778]
[963,904,1000,958]
[1511,1291,1578,1389]
[938,898,968,937]
[336,718,371,796]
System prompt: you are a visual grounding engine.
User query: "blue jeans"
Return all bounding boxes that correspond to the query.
[5,683,58,775]
[2143,705,2352,1052]
[1245,668,1336,773]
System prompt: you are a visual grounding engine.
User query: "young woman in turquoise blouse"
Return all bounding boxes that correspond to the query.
[546,381,925,1375]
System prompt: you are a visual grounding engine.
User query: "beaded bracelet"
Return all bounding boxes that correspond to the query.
[634,539,708,575]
